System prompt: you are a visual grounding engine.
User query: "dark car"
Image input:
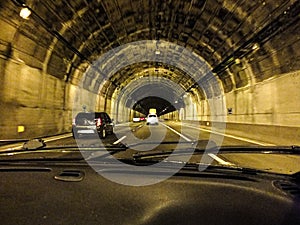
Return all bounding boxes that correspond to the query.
[72,112,114,139]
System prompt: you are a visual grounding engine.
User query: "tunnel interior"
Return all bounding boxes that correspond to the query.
[0,0,299,142]
[133,96,179,117]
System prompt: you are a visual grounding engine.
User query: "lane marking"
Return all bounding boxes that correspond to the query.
[208,153,233,166]
[114,122,130,127]
[132,124,144,132]
[180,122,275,146]
[160,123,192,142]
[113,136,127,145]
[115,123,144,133]
[163,122,234,166]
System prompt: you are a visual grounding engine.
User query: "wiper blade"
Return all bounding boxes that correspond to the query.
[131,156,274,177]
[0,139,29,145]
[211,145,300,154]
[127,140,196,148]
[132,145,300,177]
[132,145,300,163]
[0,142,128,157]
[0,138,46,153]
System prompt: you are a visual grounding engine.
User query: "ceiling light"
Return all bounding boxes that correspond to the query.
[155,40,160,55]
[235,58,241,64]
[252,43,260,51]
[20,7,31,19]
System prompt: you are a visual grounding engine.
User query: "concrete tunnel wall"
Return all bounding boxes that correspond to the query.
[181,70,300,145]
[1,52,300,141]
[181,70,300,127]
[0,58,72,139]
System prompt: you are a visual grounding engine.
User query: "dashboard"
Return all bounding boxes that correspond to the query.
[1,161,300,225]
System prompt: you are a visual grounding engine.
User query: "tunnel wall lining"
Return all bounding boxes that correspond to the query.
[225,70,300,127]
[0,58,72,139]
[182,70,300,127]
[1,55,299,141]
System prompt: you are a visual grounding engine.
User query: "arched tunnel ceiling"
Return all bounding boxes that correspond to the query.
[1,0,300,101]
[103,62,205,100]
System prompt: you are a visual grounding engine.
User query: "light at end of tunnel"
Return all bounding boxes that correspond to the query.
[20,7,31,19]
[17,125,25,133]
[155,49,161,55]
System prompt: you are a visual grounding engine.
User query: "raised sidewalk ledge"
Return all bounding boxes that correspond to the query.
[183,120,300,146]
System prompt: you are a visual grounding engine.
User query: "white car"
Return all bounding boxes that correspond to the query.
[146,114,159,125]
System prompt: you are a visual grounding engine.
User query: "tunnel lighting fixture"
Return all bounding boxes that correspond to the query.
[252,43,260,51]
[155,40,161,55]
[235,58,241,64]
[20,7,31,19]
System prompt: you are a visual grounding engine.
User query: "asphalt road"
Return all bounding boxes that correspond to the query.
[1,121,299,174]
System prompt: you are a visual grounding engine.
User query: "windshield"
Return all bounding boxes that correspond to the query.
[2,2,300,225]
[1,1,299,178]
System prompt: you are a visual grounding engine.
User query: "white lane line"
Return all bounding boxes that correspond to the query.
[114,122,130,127]
[181,122,275,146]
[208,153,233,166]
[113,136,127,145]
[115,123,144,133]
[132,124,144,131]
[160,123,192,142]
[115,127,130,133]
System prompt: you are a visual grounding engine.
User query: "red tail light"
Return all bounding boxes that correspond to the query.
[96,118,102,126]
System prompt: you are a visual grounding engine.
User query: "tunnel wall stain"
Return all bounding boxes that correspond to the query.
[0,58,72,139]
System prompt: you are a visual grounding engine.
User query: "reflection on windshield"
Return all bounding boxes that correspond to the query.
[0,1,299,181]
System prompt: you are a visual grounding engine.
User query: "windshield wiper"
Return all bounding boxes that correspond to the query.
[0,139,29,145]
[126,140,196,148]
[133,145,300,160]
[131,145,300,176]
[1,137,129,152]
[206,145,300,154]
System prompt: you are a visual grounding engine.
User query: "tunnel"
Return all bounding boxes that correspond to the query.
[0,0,300,145]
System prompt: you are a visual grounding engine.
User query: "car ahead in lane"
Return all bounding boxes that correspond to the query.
[72,112,114,139]
[146,113,159,125]
[132,117,141,122]
[133,117,146,122]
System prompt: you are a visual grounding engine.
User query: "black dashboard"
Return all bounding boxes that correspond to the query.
[1,161,300,225]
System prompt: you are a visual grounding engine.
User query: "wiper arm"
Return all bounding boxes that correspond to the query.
[22,139,46,150]
[127,140,196,148]
[0,139,29,145]
[210,145,300,154]
[0,138,43,153]
[132,145,300,163]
